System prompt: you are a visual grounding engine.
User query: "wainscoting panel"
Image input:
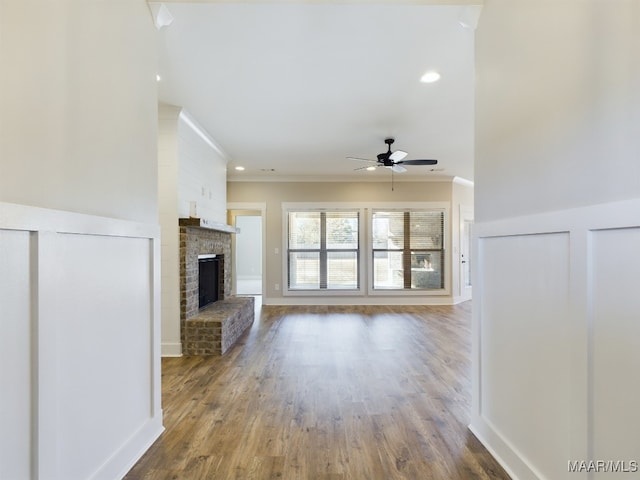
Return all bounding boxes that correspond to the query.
[0,229,32,480]
[591,227,640,463]
[478,233,571,480]
[471,198,640,480]
[0,202,163,480]
[53,234,154,480]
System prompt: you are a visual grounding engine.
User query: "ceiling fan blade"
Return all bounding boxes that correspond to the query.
[389,150,408,162]
[391,165,407,173]
[397,159,438,166]
[347,156,377,163]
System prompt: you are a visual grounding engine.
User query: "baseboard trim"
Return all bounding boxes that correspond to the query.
[452,295,472,305]
[161,342,182,357]
[469,417,547,480]
[262,296,454,306]
[91,415,164,480]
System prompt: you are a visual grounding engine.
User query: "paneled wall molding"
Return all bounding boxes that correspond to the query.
[471,197,640,480]
[0,201,160,238]
[474,198,640,238]
[0,201,163,480]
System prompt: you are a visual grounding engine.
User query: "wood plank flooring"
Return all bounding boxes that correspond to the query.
[125,301,510,480]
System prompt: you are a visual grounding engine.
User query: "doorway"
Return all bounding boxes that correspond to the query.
[459,206,474,301]
[235,215,262,295]
[228,205,266,297]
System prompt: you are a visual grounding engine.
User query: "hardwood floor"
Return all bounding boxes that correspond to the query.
[125,301,509,480]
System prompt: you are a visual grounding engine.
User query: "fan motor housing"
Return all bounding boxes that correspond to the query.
[377,153,393,166]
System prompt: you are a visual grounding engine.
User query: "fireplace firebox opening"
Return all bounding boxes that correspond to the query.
[198,254,223,309]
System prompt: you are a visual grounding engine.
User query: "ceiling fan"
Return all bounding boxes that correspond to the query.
[348,138,438,173]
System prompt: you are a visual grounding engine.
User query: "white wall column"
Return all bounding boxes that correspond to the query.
[158,105,183,356]
[473,2,640,478]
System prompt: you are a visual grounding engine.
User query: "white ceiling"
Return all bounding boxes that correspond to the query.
[156,1,478,182]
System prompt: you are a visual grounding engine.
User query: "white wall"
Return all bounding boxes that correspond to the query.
[475,1,640,223]
[473,2,640,479]
[158,105,182,357]
[0,0,158,223]
[0,2,163,478]
[158,108,229,355]
[177,111,228,225]
[228,180,461,305]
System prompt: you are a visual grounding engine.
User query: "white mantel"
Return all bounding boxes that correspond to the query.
[179,217,237,234]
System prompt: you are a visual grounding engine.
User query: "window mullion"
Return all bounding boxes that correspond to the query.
[403,211,411,289]
[320,211,327,289]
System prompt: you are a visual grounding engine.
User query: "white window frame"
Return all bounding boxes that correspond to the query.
[282,202,450,297]
[366,202,450,297]
[282,203,365,296]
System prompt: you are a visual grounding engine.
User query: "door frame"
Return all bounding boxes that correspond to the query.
[459,205,474,302]
[227,202,267,297]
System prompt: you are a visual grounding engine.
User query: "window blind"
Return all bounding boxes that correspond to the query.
[288,210,359,290]
[372,210,444,290]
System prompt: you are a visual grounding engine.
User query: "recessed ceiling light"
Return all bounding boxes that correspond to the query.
[156,74,161,82]
[234,166,245,171]
[366,166,376,171]
[420,71,441,84]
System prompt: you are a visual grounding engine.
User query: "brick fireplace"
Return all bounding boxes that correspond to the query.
[179,218,254,355]
[179,218,233,345]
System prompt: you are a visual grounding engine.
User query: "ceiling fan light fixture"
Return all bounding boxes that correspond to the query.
[420,71,441,84]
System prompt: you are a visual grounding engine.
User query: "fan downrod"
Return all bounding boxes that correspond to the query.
[378,138,395,165]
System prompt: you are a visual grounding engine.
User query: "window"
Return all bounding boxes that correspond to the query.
[287,210,359,290]
[371,209,444,290]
